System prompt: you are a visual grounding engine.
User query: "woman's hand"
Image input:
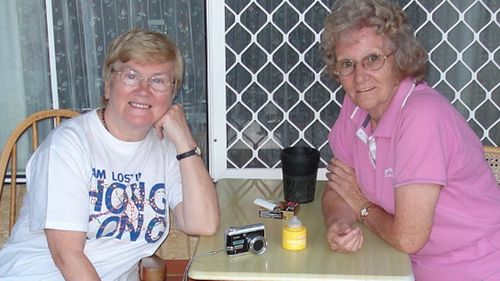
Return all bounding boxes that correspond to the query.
[154,104,196,149]
[325,219,364,253]
[326,158,371,217]
[322,182,362,253]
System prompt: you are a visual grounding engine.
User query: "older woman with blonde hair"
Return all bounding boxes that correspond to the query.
[321,0,500,280]
[0,29,219,280]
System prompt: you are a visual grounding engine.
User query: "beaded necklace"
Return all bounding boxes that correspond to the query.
[101,107,109,131]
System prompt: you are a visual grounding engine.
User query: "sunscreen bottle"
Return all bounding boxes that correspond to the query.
[282,216,307,250]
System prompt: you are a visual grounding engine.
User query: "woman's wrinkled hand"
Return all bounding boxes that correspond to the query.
[326,158,371,216]
[154,104,195,146]
[325,220,363,253]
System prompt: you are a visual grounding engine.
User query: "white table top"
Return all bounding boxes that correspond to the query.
[189,179,414,281]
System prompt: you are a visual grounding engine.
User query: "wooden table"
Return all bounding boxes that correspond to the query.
[189,179,414,280]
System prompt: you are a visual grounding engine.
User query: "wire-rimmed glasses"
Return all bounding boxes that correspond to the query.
[333,50,396,77]
[114,69,175,92]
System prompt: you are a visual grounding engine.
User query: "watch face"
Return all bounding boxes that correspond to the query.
[361,207,369,217]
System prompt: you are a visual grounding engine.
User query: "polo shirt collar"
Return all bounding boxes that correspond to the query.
[372,78,416,137]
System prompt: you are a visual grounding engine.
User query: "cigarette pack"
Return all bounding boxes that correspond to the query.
[257,201,299,220]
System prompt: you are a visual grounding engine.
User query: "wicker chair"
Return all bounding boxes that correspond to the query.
[484,145,500,185]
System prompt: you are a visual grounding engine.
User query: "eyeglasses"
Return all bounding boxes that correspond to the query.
[333,50,396,76]
[113,69,175,92]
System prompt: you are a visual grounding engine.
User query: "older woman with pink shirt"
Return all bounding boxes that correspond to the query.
[321,0,500,280]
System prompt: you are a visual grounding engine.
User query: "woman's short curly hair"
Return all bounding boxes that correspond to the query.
[322,0,428,82]
[103,29,183,91]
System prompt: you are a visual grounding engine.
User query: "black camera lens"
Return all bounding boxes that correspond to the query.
[249,236,266,255]
[253,240,264,251]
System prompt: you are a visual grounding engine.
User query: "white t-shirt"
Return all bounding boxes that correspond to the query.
[0,110,183,280]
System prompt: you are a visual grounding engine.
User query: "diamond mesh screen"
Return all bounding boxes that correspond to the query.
[211,0,499,178]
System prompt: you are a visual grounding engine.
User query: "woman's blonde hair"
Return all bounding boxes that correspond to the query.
[103,29,183,91]
[322,0,428,82]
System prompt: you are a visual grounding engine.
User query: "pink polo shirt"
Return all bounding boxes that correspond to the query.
[328,78,500,280]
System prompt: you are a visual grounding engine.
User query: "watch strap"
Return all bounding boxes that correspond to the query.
[176,147,201,161]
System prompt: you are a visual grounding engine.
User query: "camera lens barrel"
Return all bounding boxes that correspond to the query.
[248,236,267,255]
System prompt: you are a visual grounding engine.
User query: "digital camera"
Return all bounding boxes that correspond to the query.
[224,223,267,256]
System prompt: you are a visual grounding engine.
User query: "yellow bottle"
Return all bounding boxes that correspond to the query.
[282,215,307,250]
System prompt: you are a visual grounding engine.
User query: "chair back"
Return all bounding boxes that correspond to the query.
[0,109,79,234]
[484,145,500,185]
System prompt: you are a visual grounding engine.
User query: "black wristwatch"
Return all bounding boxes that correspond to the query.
[176,146,202,161]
